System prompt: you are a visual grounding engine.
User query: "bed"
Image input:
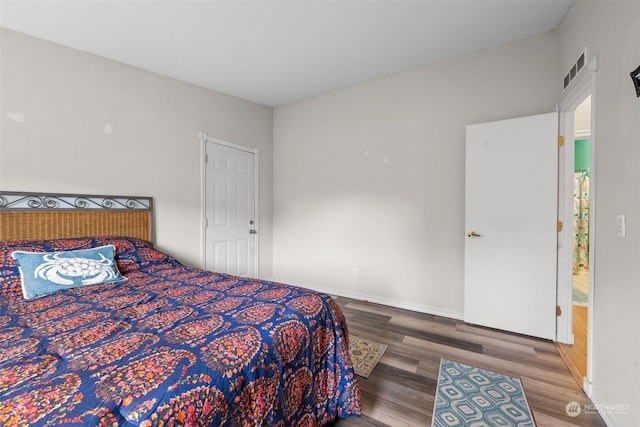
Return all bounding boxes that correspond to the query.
[0,192,361,426]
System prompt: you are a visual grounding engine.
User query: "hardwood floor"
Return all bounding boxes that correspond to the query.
[330,297,606,427]
[555,304,588,387]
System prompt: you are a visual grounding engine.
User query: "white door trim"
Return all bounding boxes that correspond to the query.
[199,132,260,276]
[557,56,598,394]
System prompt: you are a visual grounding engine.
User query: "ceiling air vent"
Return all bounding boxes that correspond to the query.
[563,48,587,91]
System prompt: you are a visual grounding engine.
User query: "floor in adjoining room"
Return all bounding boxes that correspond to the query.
[556,304,589,388]
[573,270,589,305]
[330,296,606,427]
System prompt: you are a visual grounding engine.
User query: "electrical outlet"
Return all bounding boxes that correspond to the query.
[352,267,358,278]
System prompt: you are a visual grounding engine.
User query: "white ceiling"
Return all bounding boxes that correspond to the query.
[0,1,572,107]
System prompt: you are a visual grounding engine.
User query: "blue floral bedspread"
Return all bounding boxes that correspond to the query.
[0,237,361,426]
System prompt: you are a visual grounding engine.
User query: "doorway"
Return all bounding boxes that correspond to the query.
[555,58,597,394]
[559,95,591,385]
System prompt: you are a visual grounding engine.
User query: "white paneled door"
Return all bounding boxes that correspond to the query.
[465,113,558,340]
[205,141,257,277]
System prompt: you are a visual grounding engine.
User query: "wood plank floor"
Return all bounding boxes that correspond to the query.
[330,297,606,427]
[555,304,588,387]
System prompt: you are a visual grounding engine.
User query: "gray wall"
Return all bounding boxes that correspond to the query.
[0,28,274,278]
[272,33,558,317]
[558,2,640,425]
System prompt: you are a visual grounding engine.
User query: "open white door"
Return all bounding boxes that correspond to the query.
[465,112,558,340]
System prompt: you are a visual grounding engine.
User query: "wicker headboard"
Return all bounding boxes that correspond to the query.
[0,192,154,243]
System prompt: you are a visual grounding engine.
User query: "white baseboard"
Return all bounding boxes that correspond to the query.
[587,386,621,427]
[273,278,464,321]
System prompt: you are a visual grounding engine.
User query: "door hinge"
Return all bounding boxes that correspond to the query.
[205,154,209,163]
[558,136,565,147]
[557,221,563,232]
[556,305,562,316]
[205,218,209,227]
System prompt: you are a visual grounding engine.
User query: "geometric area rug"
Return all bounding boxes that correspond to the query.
[348,335,387,378]
[432,359,536,426]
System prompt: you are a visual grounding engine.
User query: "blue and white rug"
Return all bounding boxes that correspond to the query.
[432,359,536,427]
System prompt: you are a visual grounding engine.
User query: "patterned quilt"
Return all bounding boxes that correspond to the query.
[0,237,361,426]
